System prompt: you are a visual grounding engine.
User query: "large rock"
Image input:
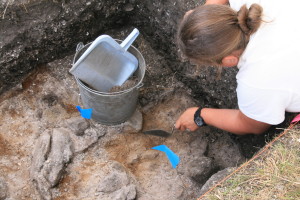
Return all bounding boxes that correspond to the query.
[31,128,74,200]
[186,157,217,184]
[96,162,137,200]
[199,167,235,195]
[66,116,90,136]
[43,128,73,186]
[0,177,8,200]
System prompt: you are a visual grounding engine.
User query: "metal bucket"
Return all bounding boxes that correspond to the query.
[73,40,145,125]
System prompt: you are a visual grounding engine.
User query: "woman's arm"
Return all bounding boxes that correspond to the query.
[201,108,270,134]
[175,107,270,135]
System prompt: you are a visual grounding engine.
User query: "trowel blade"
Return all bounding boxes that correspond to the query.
[143,129,171,137]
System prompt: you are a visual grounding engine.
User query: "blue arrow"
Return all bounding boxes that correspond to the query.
[151,145,180,168]
[76,106,92,119]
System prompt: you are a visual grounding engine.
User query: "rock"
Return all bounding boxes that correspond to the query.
[31,128,74,200]
[68,123,107,153]
[140,150,159,160]
[127,152,140,165]
[199,167,235,195]
[30,130,52,179]
[103,109,143,136]
[70,129,102,153]
[111,161,126,171]
[97,171,129,193]
[123,3,134,12]
[84,124,107,138]
[66,116,90,136]
[207,132,245,168]
[113,184,137,200]
[0,177,8,200]
[189,133,208,156]
[122,109,143,133]
[30,130,53,200]
[178,156,217,185]
[35,176,52,200]
[186,157,217,184]
[42,128,73,186]
[96,162,137,200]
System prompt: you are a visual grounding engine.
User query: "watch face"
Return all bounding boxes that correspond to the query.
[194,108,206,127]
[195,116,204,127]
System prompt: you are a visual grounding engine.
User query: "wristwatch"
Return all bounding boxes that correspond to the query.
[194,107,207,127]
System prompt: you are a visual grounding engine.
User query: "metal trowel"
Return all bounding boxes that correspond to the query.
[143,126,175,137]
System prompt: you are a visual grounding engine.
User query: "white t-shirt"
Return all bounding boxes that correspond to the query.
[229,0,300,125]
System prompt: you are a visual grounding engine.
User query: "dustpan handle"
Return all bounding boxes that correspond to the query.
[120,28,139,51]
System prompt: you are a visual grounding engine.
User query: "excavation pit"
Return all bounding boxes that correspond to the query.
[0,1,293,199]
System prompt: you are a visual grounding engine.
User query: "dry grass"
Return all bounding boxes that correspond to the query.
[1,0,13,19]
[201,125,300,200]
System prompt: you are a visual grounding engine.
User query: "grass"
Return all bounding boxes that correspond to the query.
[200,125,300,200]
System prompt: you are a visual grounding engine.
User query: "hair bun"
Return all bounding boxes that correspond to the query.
[237,4,263,35]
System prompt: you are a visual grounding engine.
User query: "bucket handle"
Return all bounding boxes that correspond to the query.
[137,83,144,89]
[76,42,85,52]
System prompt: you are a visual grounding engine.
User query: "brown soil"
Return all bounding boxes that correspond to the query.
[109,75,139,93]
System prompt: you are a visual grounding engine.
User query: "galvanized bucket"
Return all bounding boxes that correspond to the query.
[73,40,145,125]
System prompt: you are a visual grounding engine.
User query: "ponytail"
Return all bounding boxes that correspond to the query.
[237,4,263,35]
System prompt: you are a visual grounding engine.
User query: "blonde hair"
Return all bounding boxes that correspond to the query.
[177,4,263,66]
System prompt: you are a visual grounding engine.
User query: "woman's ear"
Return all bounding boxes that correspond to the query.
[221,55,239,67]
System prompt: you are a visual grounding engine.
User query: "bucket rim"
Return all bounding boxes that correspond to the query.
[72,39,145,95]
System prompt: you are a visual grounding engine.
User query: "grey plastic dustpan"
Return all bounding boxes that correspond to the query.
[69,28,139,92]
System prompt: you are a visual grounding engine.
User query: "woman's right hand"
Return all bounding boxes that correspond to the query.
[175,107,199,132]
